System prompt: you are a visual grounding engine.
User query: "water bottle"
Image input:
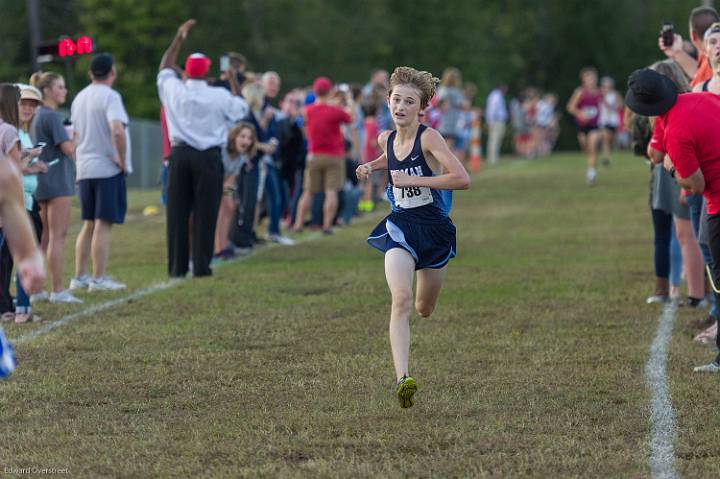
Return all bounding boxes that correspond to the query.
[63,118,74,139]
[0,327,17,379]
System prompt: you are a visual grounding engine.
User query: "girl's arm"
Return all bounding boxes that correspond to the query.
[60,140,75,158]
[566,88,582,119]
[390,129,470,190]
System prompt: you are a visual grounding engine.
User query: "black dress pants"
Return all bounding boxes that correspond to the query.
[167,145,223,277]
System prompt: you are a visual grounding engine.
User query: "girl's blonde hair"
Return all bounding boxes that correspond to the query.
[440,67,462,88]
[29,71,63,97]
[388,66,440,109]
[241,82,264,112]
[227,121,258,158]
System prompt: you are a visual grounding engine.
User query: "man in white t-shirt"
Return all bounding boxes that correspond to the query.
[69,53,129,292]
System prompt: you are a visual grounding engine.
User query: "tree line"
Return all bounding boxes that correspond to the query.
[0,0,704,149]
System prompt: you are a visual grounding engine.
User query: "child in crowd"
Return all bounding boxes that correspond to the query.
[359,101,380,212]
[214,122,258,259]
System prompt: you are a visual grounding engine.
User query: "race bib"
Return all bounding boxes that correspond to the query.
[393,185,434,209]
[581,106,598,119]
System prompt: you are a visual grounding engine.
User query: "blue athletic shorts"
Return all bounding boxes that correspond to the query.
[367,213,456,270]
[78,173,127,224]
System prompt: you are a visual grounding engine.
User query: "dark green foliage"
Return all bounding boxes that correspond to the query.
[0,0,706,146]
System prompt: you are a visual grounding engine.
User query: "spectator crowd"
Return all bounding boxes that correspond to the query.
[0,18,627,329]
[625,5,720,372]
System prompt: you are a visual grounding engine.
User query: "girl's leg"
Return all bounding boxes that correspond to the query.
[415,266,448,317]
[46,196,72,293]
[577,132,588,154]
[38,200,49,252]
[214,196,232,254]
[384,248,416,382]
[675,217,705,299]
[587,130,600,170]
[601,129,612,160]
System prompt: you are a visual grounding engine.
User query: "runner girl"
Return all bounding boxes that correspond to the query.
[566,67,603,185]
[356,67,470,408]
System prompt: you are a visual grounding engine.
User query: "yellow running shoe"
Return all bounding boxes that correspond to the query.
[396,375,418,408]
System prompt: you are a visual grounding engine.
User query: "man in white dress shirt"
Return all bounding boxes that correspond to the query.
[485,85,508,165]
[158,20,248,277]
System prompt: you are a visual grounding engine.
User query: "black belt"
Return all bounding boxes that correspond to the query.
[171,141,221,152]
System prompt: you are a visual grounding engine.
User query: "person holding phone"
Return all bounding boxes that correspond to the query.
[213,52,247,93]
[158,20,248,277]
[627,68,720,373]
[13,84,48,322]
[30,71,79,304]
[659,6,720,87]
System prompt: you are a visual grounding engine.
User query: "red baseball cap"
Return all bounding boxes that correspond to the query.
[185,53,211,79]
[313,76,332,95]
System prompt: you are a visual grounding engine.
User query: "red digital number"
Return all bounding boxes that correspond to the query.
[57,36,94,57]
[76,36,93,55]
[58,38,76,57]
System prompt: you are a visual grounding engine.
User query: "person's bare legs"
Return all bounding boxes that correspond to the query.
[577,132,588,154]
[38,201,49,253]
[415,266,448,318]
[601,128,613,161]
[587,130,600,171]
[675,217,705,299]
[45,196,72,293]
[384,248,416,382]
[91,219,113,279]
[293,190,312,231]
[322,189,338,232]
[74,220,94,278]
[214,196,235,254]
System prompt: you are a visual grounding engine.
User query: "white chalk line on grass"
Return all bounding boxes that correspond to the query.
[645,302,679,479]
[12,231,323,346]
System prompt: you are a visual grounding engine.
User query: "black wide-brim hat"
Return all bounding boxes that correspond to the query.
[625,68,678,117]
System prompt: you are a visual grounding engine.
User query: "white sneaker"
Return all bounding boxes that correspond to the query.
[49,290,83,304]
[88,277,126,292]
[30,291,49,304]
[267,234,295,246]
[69,275,92,290]
[693,361,720,373]
[586,168,597,185]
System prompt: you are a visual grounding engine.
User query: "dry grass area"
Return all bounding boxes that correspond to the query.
[0,153,716,478]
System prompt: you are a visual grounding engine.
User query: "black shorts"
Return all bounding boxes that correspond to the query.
[78,173,127,224]
[577,124,600,135]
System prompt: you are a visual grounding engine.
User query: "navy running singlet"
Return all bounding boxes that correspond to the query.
[385,124,453,222]
[367,125,457,269]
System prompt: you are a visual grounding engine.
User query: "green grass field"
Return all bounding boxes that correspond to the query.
[1,152,718,478]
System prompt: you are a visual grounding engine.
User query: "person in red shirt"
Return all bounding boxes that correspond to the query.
[627,68,720,373]
[292,77,352,234]
[659,6,719,87]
